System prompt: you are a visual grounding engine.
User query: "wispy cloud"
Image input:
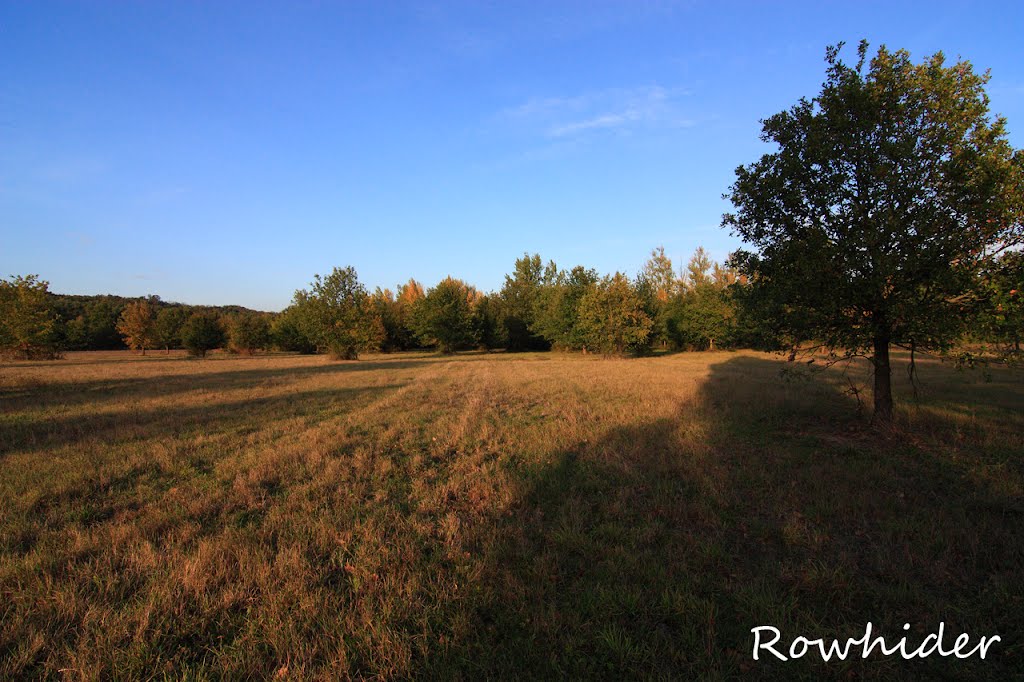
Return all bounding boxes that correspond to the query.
[550,110,642,137]
[498,85,695,139]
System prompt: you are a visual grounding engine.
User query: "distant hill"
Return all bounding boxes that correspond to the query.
[48,292,269,351]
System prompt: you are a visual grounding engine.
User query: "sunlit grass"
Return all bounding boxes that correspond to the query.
[1,349,1021,679]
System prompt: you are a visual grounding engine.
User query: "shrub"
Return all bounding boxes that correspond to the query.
[228,313,271,355]
[180,312,224,358]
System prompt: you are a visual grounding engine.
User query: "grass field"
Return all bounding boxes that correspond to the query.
[1,349,1022,679]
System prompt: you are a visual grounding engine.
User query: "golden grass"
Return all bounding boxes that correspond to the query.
[1,349,1022,679]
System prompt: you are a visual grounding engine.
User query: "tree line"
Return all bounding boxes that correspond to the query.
[2,241,1019,364]
[0,278,270,359]
[0,246,775,360]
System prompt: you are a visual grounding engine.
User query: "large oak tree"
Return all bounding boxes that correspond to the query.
[723,41,1024,423]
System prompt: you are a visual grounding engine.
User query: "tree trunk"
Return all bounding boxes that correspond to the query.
[872,332,893,425]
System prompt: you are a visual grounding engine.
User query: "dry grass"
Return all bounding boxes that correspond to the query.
[1,349,1022,679]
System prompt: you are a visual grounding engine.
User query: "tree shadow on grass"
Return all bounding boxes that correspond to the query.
[0,383,407,458]
[0,358,430,415]
[425,355,1023,680]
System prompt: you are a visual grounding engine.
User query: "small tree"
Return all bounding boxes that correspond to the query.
[0,274,62,359]
[500,253,549,351]
[153,307,188,353]
[576,273,653,355]
[116,300,157,355]
[371,287,422,352]
[723,41,1024,423]
[63,315,90,351]
[533,265,598,350]
[294,266,381,360]
[395,279,426,350]
[180,312,224,358]
[412,277,477,353]
[636,247,678,348]
[272,305,317,354]
[472,293,504,351]
[665,248,738,350]
[228,313,271,355]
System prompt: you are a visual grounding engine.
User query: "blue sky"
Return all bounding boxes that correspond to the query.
[3,1,1022,311]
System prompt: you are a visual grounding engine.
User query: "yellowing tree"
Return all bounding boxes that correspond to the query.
[116,300,157,355]
[0,274,62,359]
[397,278,425,306]
[577,273,653,355]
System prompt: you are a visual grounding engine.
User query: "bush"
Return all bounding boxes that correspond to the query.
[181,312,224,358]
[228,313,271,355]
[271,307,317,354]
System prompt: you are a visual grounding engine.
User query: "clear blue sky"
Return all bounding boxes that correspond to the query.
[3,1,1022,311]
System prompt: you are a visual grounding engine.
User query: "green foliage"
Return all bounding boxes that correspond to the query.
[667,286,734,351]
[116,300,157,354]
[664,249,739,351]
[396,279,427,350]
[635,247,679,348]
[62,314,90,350]
[271,306,317,354]
[471,293,504,350]
[412,277,477,353]
[227,313,271,355]
[180,312,224,358]
[371,286,421,352]
[723,40,1024,420]
[49,293,264,351]
[0,274,63,359]
[500,253,550,351]
[639,246,678,301]
[153,307,188,352]
[726,283,787,351]
[576,273,653,355]
[293,266,381,360]
[55,297,128,350]
[533,265,599,350]
[977,250,1024,354]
